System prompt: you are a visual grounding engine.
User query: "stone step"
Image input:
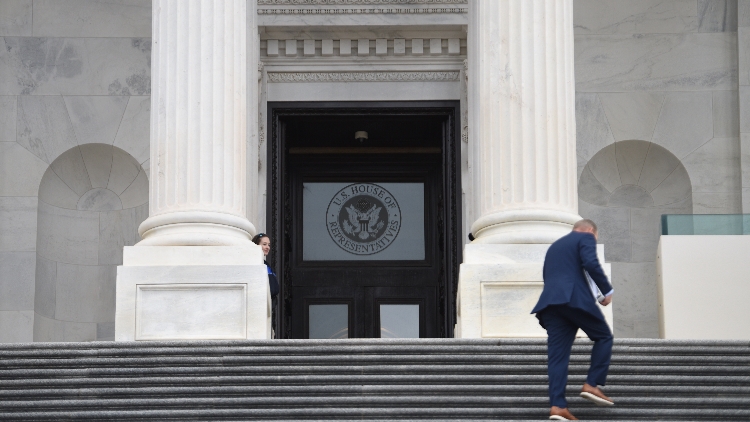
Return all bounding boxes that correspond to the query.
[1,365,747,380]
[3,374,749,389]
[1,406,749,421]
[2,353,748,368]
[1,395,749,408]
[0,338,745,351]
[0,339,747,421]
[1,384,748,398]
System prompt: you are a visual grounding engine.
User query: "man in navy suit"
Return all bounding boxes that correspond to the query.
[531,219,615,421]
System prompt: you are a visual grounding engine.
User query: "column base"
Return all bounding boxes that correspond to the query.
[137,212,257,246]
[455,244,613,338]
[470,210,582,244]
[115,245,271,341]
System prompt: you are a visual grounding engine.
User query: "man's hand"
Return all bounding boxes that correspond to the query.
[600,294,612,306]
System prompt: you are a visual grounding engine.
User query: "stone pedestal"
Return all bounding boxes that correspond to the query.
[658,236,750,340]
[115,247,270,341]
[458,0,612,337]
[115,0,269,340]
[456,244,613,338]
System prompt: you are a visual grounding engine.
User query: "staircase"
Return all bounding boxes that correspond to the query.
[0,339,748,421]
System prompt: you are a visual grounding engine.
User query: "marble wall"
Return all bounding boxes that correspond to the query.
[35,145,148,341]
[574,0,742,337]
[738,0,750,211]
[0,0,151,342]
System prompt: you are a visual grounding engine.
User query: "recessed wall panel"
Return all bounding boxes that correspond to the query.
[480,282,546,337]
[135,284,246,340]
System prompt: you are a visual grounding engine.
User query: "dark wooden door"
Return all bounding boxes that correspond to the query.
[267,102,461,339]
[288,154,440,338]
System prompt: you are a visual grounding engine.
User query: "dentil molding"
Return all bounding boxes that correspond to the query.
[267,71,460,82]
[258,7,466,14]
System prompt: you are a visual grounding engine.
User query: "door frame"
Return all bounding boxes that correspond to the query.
[266,101,461,339]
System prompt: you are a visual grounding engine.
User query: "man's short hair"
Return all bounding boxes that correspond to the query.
[573,219,598,233]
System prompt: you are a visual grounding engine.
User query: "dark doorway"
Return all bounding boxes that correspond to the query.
[267,102,461,339]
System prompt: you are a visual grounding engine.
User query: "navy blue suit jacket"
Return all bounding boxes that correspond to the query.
[531,231,612,321]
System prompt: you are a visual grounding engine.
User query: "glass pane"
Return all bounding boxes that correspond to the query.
[380,304,420,338]
[309,304,349,339]
[302,183,425,261]
[662,214,750,235]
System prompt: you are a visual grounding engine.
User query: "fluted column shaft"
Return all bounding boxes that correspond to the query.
[468,0,580,244]
[139,0,256,246]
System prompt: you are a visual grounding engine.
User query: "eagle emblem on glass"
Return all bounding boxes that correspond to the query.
[326,183,401,256]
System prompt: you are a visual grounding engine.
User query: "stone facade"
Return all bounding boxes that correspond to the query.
[0,0,746,342]
[575,0,742,337]
[0,0,151,342]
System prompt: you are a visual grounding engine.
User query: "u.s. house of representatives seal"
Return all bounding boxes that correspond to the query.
[326,183,401,255]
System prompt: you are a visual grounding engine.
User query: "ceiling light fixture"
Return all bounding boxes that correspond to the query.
[355,131,368,143]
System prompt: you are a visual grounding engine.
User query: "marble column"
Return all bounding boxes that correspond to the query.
[468,0,580,245]
[116,0,270,341]
[138,0,256,246]
[456,1,612,338]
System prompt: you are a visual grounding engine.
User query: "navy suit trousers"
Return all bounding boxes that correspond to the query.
[539,304,613,408]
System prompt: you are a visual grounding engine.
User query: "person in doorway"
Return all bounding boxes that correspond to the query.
[531,219,615,421]
[252,233,279,336]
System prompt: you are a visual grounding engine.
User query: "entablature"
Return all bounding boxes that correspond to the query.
[257,0,468,27]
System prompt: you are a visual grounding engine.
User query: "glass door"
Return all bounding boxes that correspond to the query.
[288,155,441,338]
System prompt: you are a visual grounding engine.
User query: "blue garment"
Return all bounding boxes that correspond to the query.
[531,231,613,319]
[539,305,613,407]
[531,231,614,408]
[265,260,279,297]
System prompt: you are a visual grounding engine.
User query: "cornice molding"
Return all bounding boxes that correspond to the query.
[267,71,460,83]
[258,0,466,4]
[258,7,466,14]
